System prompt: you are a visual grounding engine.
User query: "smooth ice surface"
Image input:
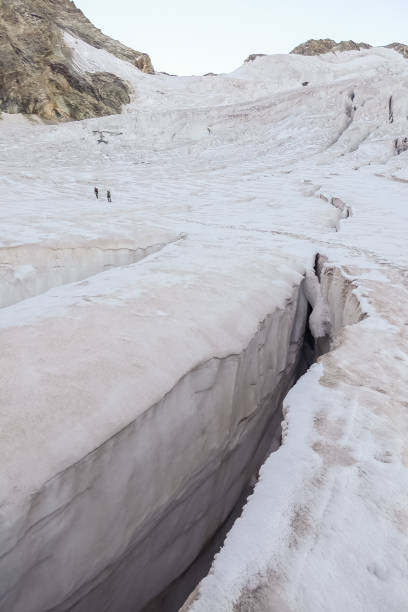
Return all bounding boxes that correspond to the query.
[0,38,408,612]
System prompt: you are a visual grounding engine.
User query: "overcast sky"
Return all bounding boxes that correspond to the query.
[74,0,408,75]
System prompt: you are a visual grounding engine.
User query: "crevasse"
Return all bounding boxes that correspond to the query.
[0,256,365,612]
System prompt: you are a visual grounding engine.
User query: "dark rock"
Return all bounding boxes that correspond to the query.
[245,53,266,63]
[394,137,408,155]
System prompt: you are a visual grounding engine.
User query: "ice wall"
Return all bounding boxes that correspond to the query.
[316,256,365,334]
[0,235,180,309]
[0,277,311,612]
[183,261,369,612]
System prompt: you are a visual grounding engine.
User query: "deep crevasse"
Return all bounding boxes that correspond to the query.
[0,273,313,612]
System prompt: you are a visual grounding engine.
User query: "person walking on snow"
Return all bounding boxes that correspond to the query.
[94,187,99,199]
[107,190,112,203]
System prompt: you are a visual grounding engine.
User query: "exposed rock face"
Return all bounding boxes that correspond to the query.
[245,53,267,63]
[335,40,371,52]
[48,0,154,74]
[291,38,408,60]
[0,0,153,121]
[386,42,408,59]
[291,39,371,56]
[394,136,408,155]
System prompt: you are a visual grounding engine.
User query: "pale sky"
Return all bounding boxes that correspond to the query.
[74,0,408,75]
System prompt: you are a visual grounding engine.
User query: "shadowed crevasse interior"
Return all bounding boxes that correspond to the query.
[144,255,365,612]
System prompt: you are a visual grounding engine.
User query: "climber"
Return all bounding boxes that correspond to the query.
[107,189,112,203]
[94,187,99,199]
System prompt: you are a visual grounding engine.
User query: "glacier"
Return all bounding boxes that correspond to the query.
[0,34,408,612]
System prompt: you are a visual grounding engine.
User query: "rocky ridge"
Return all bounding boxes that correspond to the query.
[0,0,153,121]
[291,39,372,55]
[290,38,408,59]
[385,42,408,59]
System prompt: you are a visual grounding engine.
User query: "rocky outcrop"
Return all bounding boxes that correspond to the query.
[245,53,266,63]
[386,42,408,59]
[291,38,408,60]
[394,136,408,155]
[0,0,153,121]
[49,0,154,74]
[291,39,371,56]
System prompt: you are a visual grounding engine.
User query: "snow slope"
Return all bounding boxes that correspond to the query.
[0,39,407,612]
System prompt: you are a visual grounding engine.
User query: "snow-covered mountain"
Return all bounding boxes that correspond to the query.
[0,19,408,612]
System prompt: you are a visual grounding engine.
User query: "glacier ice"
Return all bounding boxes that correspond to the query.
[0,35,408,612]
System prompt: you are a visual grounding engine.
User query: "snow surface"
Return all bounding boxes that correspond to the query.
[0,37,408,611]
